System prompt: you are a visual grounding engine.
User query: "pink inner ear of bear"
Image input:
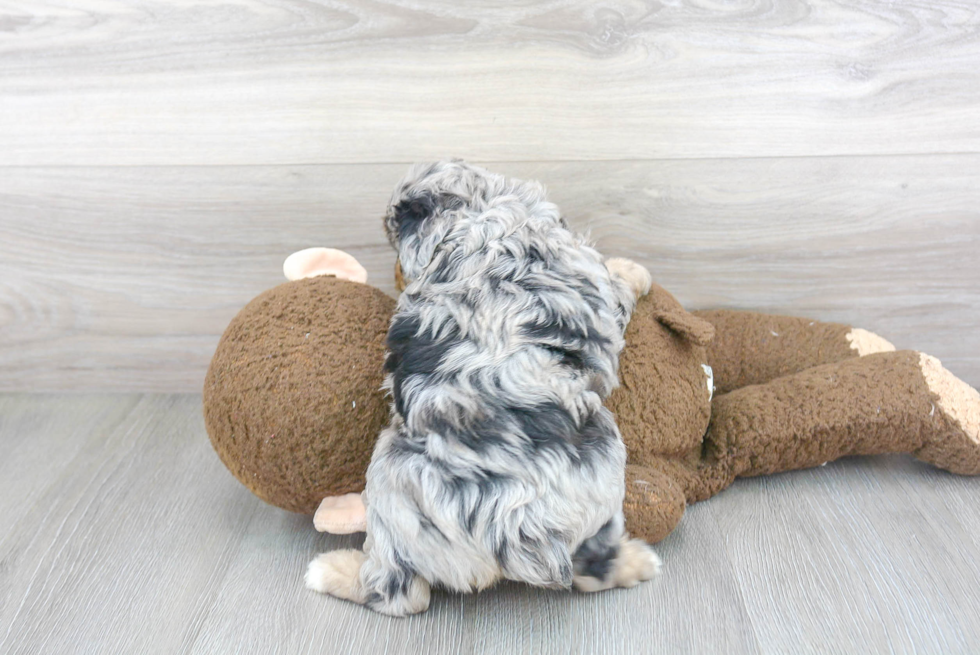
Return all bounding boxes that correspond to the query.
[283,247,368,283]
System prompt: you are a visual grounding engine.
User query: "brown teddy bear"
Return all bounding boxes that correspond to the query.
[204,249,980,543]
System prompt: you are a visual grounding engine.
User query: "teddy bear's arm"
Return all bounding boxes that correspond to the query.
[694,350,980,499]
[692,310,895,395]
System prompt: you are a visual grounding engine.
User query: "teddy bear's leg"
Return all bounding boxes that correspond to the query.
[622,463,690,543]
[700,350,980,484]
[915,353,980,474]
[692,309,895,395]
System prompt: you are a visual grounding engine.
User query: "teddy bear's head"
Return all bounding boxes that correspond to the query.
[608,284,715,466]
[204,262,394,514]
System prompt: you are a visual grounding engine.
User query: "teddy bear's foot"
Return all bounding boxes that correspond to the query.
[845,328,896,356]
[916,353,980,475]
[306,549,367,603]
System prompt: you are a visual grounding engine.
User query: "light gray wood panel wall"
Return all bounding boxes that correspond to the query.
[2,157,978,391]
[1,1,979,165]
[1,0,978,391]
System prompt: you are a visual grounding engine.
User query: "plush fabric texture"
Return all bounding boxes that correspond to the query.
[203,275,980,545]
[623,464,687,544]
[690,350,977,498]
[608,284,713,460]
[693,309,857,395]
[203,276,395,513]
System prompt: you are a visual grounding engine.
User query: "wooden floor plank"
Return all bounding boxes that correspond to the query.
[11,395,980,654]
[1,395,759,655]
[1,1,979,165]
[2,156,978,392]
[0,394,260,655]
[708,456,980,654]
[0,394,139,534]
[189,482,760,654]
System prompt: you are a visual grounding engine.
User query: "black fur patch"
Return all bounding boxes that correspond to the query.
[494,540,509,567]
[510,403,577,451]
[418,513,449,542]
[514,404,616,462]
[522,318,611,353]
[539,344,586,370]
[366,550,419,609]
[572,519,618,581]
[419,400,615,465]
[453,472,506,535]
[385,313,460,418]
[392,192,438,242]
[392,192,464,243]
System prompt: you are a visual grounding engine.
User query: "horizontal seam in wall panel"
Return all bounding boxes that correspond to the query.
[2,151,980,170]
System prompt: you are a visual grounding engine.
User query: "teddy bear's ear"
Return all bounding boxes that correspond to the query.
[283,247,368,283]
[650,308,715,346]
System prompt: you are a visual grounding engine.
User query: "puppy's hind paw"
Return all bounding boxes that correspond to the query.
[605,257,653,299]
[306,549,367,604]
[614,539,661,588]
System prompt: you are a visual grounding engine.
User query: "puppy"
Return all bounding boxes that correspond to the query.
[307,160,659,615]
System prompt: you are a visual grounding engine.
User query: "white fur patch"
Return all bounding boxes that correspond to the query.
[573,538,661,592]
[306,550,368,603]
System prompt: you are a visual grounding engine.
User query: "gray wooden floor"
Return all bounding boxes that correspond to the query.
[2,0,980,653]
[2,393,979,654]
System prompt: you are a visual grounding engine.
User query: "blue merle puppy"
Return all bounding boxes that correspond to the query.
[306,160,659,615]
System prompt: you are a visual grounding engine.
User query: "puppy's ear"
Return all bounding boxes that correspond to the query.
[392,193,438,243]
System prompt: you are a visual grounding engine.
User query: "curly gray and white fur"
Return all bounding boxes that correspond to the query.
[307,160,660,615]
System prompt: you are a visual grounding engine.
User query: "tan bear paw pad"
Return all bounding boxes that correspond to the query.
[606,258,653,299]
[306,549,367,603]
[920,353,980,445]
[846,328,896,356]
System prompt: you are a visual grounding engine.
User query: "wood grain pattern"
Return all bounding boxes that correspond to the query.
[1,1,979,165]
[709,457,980,653]
[2,157,977,392]
[0,395,261,654]
[5,394,978,654]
